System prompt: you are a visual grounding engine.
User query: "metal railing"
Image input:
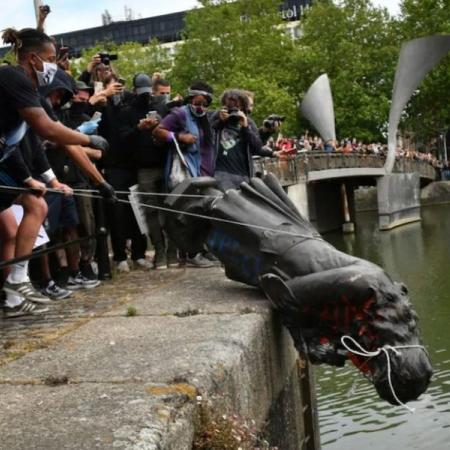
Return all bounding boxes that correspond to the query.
[254,153,437,186]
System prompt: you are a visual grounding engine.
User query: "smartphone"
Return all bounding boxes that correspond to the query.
[94,81,103,94]
[58,46,69,60]
[91,111,102,122]
[146,111,158,119]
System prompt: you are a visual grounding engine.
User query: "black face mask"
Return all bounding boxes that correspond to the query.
[152,94,170,104]
[70,101,89,115]
[137,93,151,109]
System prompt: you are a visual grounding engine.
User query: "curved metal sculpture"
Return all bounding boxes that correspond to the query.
[165,175,433,406]
[300,74,336,142]
[385,35,450,173]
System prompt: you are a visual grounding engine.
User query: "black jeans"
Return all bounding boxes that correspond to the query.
[105,167,147,262]
[138,167,177,256]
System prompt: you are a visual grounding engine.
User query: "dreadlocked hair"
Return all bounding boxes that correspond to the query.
[2,28,53,58]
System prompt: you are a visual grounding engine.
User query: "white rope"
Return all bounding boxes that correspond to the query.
[341,335,427,413]
[71,187,222,199]
[0,185,322,241]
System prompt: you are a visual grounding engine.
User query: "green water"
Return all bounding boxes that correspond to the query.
[317,205,450,450]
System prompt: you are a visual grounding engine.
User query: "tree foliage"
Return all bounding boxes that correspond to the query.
[397,0,450,145]
[294,0,399,142]
[63,0,450,144]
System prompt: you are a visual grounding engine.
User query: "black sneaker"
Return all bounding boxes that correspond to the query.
[42,280,72,300]
[3,299,49,318]
[3,280,52,304]
[66,272,101,290]
[55,266,70,287]
[79,261,98,281]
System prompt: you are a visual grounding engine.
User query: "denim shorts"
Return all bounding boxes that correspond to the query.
[44,191,79,234]
[0,167,20,212]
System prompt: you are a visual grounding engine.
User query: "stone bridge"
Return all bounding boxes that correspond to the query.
[254,153,437,232]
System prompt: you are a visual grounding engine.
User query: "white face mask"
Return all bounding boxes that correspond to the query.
[34,55,58,87]
[189,104,207,118]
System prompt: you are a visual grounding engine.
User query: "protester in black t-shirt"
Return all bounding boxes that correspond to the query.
[0,27,112,318]
[57,81,102,281]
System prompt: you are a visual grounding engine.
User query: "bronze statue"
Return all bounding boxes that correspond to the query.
[165,174,432,406]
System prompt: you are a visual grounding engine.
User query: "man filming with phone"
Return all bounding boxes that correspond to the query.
[116,73,177,270]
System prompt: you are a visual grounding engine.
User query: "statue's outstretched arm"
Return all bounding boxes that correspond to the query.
[260,266,376,313]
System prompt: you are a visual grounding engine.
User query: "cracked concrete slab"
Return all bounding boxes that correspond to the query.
[102,267,270,318]
[0,382,195,450]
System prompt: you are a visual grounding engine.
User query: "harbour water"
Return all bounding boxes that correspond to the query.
[318,204,450,450]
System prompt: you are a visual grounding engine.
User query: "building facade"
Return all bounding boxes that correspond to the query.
[1,1,312,58]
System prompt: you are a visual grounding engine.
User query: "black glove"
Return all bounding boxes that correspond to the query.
[88,135,109,154]
[97,181,117,204]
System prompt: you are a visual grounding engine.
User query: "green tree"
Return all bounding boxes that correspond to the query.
[171,0,299,134]
[398,0,450,149]
[294,0,399,142]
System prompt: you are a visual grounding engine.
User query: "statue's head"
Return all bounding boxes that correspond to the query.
[353,282,433,405]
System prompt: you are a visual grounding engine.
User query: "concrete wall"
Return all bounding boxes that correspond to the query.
[287,180,358,233]
[287,182,310,219]
[377,173,421,230]
[421,180,450,205]
[307,181,346,233]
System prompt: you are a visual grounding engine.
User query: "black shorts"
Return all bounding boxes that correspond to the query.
[0,167,20,212]
[45,192,79,234]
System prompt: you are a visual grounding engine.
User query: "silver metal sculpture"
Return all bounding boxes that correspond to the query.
[300,74,336,142]
[34,0,43,27]
[385,35,450,173]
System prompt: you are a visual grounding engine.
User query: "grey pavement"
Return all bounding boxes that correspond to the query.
[0,267,303,450]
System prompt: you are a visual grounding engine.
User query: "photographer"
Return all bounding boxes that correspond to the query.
[259,114,284,146]
[78,53,118,87]
[211,89,276,190]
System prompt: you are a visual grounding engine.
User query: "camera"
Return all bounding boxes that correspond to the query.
[227,107,241,126]
[98,52,118,66]
[263,114,285,130]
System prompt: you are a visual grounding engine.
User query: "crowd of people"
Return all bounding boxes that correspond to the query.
[265,134,444,170]
[0,21,288,318]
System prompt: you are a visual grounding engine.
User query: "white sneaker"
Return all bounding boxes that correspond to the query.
[116,260,130,273]
[3,299,49,318]
[186,253,215,268]
[133,258,152,270]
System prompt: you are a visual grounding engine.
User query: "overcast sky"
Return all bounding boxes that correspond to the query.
[0,1,401,36]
